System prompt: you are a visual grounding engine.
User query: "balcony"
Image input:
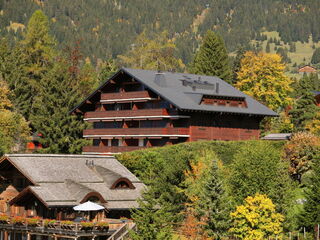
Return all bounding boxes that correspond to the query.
[83,128,190,138]
[100,91,155,103]
[84,109,188,121]
[0,216,120,238]
[82,146,146,154]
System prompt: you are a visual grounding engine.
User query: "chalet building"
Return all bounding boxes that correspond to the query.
[71,68,277,155]
[0,154,144,240]
[298,65,317,75]
[0,154,144,219]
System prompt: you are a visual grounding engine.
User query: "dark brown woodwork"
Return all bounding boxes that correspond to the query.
[84,109,179,119]
[82,146,146,153]
[101,91,152,102]
[83,128,190,137]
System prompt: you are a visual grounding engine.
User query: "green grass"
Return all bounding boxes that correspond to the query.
[251,31,320,79]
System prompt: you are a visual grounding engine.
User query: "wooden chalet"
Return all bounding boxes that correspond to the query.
[0,154,145,240]
[71,68,278,154]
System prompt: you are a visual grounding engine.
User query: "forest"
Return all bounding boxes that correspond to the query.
[1,0,320,64]
[0,2,320,239]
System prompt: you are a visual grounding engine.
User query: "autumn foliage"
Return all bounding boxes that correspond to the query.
[229,193,284,240]
[236,51,292,111]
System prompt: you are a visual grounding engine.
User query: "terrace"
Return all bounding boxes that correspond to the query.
[0,215,134,240]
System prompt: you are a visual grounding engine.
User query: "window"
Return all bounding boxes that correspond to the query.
[114,181,130,189]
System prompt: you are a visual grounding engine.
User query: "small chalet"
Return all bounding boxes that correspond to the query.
[0,154,144,240]
[298,65,317,75]
[71,68,277,155]
[0,154,144,218]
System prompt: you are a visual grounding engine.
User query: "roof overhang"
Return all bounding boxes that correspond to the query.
[0,156,37,185]
[9,187,49,208]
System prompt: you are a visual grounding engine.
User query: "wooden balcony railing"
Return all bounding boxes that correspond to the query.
[83,128,190,137]
[84,109,180,120]
[101,91,152,102]
[0,217,116,237]
[82,146,146,153]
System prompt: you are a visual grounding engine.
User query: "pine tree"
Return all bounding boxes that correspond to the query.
[190,30,232,83]
[289,75,319,131]
[130,190,174,240]
[30,61,87,153]
[299,153,320,232]
[232,47,246,85]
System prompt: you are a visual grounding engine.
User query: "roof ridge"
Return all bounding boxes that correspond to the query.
[5,154,115,158]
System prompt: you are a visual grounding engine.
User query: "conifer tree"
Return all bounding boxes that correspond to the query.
[196,159,231,239]
[289,75,319,131]
[30,61,87,153]
[191,30,232,83]
[266,42,271,53]
[311,48,320,64]
[19,10,56,120]
[130,190,174,240]
[299,153,320,232]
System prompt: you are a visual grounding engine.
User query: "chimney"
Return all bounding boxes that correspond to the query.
[154,72,167,87]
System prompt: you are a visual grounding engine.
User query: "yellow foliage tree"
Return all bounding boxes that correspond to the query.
[236,51,293,111]
[306,111,320,136]
[0,81,29,155]
[229,193,284,240]
[118,31,185,72]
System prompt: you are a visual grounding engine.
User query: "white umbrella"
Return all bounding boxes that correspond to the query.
[73,201,105,211]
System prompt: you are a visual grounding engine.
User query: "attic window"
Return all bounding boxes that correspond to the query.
[115,181,130,189]
[111,178,135,190]
[201,95,247,108]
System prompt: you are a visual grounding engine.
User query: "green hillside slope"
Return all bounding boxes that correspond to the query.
[1,0,319,64]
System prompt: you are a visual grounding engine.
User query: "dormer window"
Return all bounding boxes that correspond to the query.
[111,178,135,190]
[114,181,130,189]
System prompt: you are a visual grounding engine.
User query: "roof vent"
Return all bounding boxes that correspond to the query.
[154,72,167,87]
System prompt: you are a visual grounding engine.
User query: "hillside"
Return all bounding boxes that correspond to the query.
[1,0,320,64]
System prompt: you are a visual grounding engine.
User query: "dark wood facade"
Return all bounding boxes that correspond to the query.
[75,70,264,155]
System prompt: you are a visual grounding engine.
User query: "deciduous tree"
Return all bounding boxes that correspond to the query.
[236,51,293,111]
[118,31,184,72]
[229,193,284,240]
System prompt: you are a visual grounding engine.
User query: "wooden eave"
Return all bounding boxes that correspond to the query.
[9,186,49,208]
[0,156,37,185]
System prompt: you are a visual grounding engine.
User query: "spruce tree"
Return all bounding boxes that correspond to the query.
[289,75,319,131]
[299,153,320,232]
[130,190,174,240]
[196,159,231,239]
[191,30,232,83]
[266,41,271,53]
[30,61,87,153]
[311,48,320,65]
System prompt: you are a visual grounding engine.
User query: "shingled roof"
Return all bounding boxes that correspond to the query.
[1,154,145,209]
[71,68,278,117]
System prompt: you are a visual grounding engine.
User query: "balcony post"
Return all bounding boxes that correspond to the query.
[27,233,31,240]
[3,231,8,240]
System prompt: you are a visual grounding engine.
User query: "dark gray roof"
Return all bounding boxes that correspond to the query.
[3,154,145,209]
[122,68,277,116]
